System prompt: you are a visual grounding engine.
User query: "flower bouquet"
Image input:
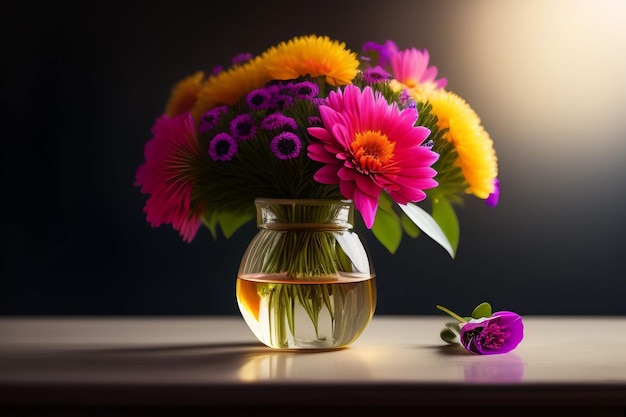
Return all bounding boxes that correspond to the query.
[135,35,499,348]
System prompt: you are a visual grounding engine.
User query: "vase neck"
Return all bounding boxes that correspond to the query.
[254,198,354,230]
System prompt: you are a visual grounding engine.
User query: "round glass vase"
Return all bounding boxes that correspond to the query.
[236,198,376,350]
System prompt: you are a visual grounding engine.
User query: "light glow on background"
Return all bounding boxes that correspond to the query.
[447,0,626,165]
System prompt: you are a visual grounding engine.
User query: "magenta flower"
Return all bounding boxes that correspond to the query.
[391,48,448,90]
[135,113,203,242]
[460,311,524,355]
[307,85,439,228]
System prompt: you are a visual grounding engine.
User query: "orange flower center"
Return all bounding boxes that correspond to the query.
[351,130,395,173]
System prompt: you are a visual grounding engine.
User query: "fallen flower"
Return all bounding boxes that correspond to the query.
[437,303,524,355]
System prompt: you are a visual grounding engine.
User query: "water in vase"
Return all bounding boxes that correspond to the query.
[236,273,376,349]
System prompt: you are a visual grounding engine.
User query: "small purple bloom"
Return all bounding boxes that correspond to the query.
[270,132,302,160]
[260,113,298,131]
[307,116,322,127]
[198,106,228,134]
[230,113,257,140]
[209,133,238,161]
[293,81,319,100]
[485,178,500,207]
[270,94,293,110]
[362,40,400,68]
[231,52,252,66]
[363,66,392,84]
[210,65,223,76]
[274,82,294,96]
[397,89,415,109]
[460,311,524,355]
[246,88,273,110]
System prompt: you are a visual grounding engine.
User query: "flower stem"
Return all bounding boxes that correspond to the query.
[436,304,467,323]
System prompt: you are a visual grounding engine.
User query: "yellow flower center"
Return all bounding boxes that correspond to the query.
[351,130,395,173]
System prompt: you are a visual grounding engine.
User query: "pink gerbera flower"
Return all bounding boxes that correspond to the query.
[391,48,447,90]
[307,85,439,228]
[135,112,203,242]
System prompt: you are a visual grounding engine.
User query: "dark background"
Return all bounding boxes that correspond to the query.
[2,0,625,317]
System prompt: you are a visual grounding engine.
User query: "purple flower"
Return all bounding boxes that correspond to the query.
[270,132,301,160]
[307,116,322,126]
[362,40,400,68]
[397,89,415,109]
[460,311,524,355]
[209,133,238,161]
[230,113,257,140]
[198,105,228,134]
[485,178,500,207]
[270,93,293,110]
[363,66,392,84]
[293,81,319,100]
[246,88,273,110]
[260,113,298,131]
[231,52,252,66]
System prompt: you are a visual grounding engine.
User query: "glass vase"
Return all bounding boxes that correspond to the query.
[236,198,376,349]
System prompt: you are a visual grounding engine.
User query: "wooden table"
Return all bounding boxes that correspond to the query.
[1,316,625,416]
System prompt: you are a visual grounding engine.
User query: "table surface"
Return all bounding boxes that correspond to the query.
[1,316,625,415]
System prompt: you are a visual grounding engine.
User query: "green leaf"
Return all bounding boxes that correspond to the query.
[400,211,421,238]
[216,210,255,238]
[398,203,455,258]
[431,198,459,256]
[371,195,402,254]
[471,302,492,319]
[440,328,458,344]
[445,321,462,335]
[201,211,220,240]
[441,322,461,344]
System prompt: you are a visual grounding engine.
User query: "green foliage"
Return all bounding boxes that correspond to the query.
[471,302,493,319]
[431,198,460,256]
[371,193,402,254]
[400,211,421,238]
[399,203,455,258]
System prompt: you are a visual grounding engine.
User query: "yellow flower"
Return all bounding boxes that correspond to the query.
[413,88,498,199]
[261,34,359,86]
[164,71,205,117]
[190,56,272,123]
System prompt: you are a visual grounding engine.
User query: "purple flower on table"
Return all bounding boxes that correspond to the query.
[460,311,524,355]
